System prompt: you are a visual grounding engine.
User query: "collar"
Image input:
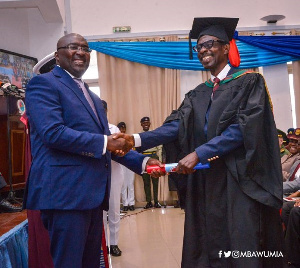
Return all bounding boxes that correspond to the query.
[57,65,82,80]
[211,64,231,81]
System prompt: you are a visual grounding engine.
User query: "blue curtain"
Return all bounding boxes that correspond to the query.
[235,32,300,58]
[88,35,300,70]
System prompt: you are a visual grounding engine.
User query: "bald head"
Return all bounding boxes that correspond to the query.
[55,33,91,78]
[57,33,85,49]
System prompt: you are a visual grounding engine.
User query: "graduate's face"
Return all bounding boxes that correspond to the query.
[55,34,90,78]
[197,35,229,76]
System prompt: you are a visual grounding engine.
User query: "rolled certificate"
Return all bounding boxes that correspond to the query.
[146,162,210,174]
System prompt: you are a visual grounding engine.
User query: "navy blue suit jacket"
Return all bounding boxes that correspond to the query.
[25,66,145,211]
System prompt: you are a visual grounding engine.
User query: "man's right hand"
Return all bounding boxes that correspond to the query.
[107,135,133,156]
[112,133,135,148]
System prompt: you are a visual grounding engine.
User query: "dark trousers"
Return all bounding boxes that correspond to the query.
[142,173,159,203]
[282,201,300,266]
[41,205,103,268]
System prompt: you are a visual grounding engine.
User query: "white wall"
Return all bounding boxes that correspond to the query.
[180,70,202,101]
[70,0,300,37]
[0,8,63,61]
[262,64,293,131]
[27,8,64,60]
[0,9,30,56]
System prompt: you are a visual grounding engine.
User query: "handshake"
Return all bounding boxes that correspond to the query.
[107,133,135,156]
[107,133,165,177]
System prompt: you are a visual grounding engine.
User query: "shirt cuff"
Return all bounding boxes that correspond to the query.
[133,134,141,147]
[141,157,150,174]
[103,135,107,155]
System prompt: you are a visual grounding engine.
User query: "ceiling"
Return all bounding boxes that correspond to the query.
[0,0,63,23]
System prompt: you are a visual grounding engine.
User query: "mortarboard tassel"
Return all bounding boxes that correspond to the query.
[228,39,240,67]
[189,31,193,60]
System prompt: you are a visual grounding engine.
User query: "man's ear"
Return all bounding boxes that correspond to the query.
[223,44,230,55]
[54,51,59,63]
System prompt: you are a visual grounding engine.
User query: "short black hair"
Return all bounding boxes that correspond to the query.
[117,122,126,129]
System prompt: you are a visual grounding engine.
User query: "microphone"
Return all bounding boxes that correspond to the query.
[0,83,25,98]
[146,162,210,174]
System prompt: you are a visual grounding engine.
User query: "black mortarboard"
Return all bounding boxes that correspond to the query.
[189,17,239,62]
[190,17,239,42]
[140,117,150,123]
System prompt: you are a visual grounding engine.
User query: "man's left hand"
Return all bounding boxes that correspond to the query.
[146,158,165,178]
[176,151,199,174]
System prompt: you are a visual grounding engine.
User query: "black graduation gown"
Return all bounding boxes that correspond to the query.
[165,71,284,268]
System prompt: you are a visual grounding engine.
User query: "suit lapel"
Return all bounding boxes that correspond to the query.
[52,66,105,130]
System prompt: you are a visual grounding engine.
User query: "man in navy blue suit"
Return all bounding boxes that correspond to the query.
[24,33,161,268]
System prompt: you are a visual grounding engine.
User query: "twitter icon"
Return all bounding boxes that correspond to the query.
[224,251,231,258]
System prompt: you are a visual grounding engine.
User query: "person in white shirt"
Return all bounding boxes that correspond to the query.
[102,101,124,257]
[118,122,136,211]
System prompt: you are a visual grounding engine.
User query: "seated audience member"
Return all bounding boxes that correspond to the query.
[281,198,300,268]
[0,172,22,213]
[286,128,295,152]
[118,122,136,211]
[283,161,300,197]
[278,129,289,157]
[281,128,300,181]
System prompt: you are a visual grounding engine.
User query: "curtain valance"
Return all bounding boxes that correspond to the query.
[88,34,300,70]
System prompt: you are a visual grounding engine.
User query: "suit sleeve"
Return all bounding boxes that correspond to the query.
[138,120,179,151]
[195,124,243,163]
[112,150,146,174]
[25,75,105,159]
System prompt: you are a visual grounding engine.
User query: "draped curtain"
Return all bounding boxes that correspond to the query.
[89,34,300,71]
[97,36,181,206]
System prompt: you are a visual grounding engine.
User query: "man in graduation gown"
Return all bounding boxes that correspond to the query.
[116,17,284,267]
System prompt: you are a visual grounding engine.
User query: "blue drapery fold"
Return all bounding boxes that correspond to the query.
[0,220,28,268]
[88,35,300,70]
[235,32,300,58]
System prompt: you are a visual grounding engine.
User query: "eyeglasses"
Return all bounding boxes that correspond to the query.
[193,40,227,52]
[57,44,92,53]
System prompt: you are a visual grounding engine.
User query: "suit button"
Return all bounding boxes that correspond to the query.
[105,163,109,168]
